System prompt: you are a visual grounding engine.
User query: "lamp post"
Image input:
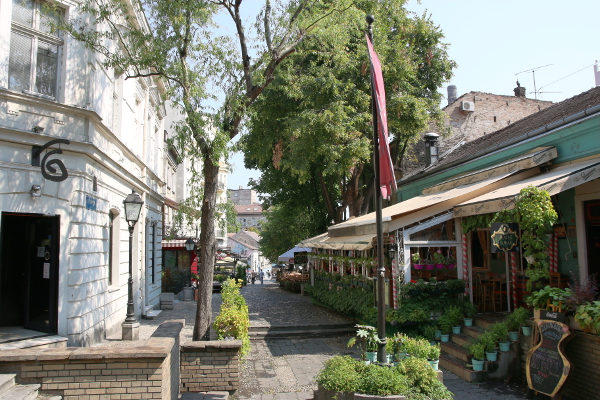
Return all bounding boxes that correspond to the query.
[122,189,144,340]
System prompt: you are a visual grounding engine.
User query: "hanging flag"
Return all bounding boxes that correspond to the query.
[366,35,397,199]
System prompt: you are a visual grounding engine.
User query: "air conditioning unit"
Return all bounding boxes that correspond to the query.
[460,101,475,112]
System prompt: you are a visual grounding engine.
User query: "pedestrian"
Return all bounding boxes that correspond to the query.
[251,272,256,284]
[259,269,264,284]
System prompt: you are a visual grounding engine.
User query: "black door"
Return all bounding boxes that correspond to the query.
[585,200,600,279]
[0,213,59,333]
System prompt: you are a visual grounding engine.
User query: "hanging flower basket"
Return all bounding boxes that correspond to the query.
[413,264,424,270]
[446,263,456,269]
[425,263,435,270]
[435,264,445,269]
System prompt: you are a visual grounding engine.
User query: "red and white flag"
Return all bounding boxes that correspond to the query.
[366,35,396,199]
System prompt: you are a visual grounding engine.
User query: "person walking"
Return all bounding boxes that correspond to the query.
[259,269,264,284]
[251,272,256,284]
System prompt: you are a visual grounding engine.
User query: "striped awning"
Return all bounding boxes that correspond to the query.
[161,239,187,248]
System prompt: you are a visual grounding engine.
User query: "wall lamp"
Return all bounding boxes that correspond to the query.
[32,126,44,133]
[30,184,41,197]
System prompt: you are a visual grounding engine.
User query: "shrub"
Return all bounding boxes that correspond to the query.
[213,278,250,359]
[358,364,409,397]
[315,356,363,394]
[396,357,454,400]
[506,307,531,331]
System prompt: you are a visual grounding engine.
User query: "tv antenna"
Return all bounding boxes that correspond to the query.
[515,64,553,99]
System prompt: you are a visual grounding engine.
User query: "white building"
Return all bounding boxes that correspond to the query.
[0,0,170,346]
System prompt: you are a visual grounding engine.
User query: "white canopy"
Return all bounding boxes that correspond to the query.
[278,246,311,263]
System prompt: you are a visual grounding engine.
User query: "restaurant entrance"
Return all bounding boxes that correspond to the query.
[0,213,59,334]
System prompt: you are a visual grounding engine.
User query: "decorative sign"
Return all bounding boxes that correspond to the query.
[32,139,70,182]
[294,251,308,264]
[490,222,520,253]
[288,258,295,264]
[85,195,97,211]
[526,319,572,398]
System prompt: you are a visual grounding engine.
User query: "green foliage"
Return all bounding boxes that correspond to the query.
[316,356,453,399]
[235,266,247,285]
[526,286,572,310]
[348,325,380,354]
[214,274,229,283]
[461,214,494,234]
[359,364,409,397]
[462,301,478,319]
[506,307,531,331]
[437,313,454,335]
[315,356,363,394]
[574,301,600,333]
[245,0,456,227]
[395,358,454,400]
[213,279,250,358]
[445,306,464,327]
[469,342,486,361]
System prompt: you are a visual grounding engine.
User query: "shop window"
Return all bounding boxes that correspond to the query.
[409,219,456,241]
[9,0,64,99]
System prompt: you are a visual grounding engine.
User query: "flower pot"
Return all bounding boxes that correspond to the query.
[522,326,532,336]
[463,318,473,327]
[413,264,424,270]
[485,351,498,361]
[434,330,442,340]
[446,263,456,269]
[499,341,511,352]
[440,334,450,342]
[508,331,519,341]
[386,354,393,364]
[428,359,439,371]
[425,264,435,270]
[435,263,445,269]
[452,326,461,334]
[472,358,485,371]
[366,351,377,363]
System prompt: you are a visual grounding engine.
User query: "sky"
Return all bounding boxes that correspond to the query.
[226,0,600,191]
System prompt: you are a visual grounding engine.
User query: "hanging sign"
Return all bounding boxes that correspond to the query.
[294,251,308,264]
[490,222,520,253]
[32,139,71,182]
[526,319,572,398]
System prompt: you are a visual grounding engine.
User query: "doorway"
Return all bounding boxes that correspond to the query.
[585,200,600,279]
[0,213,60,334]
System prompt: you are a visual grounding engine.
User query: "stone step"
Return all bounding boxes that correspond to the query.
[462,324,485,339]
[179,391,228,400]
[0,336,67,351]
[0,374,16,396]
[450,332,475,348]
[441,341,470,362]
[249,326,356,340]
[248,323,355,333]
[142,309,162,320]
[473,313,509,330]
[1,383,40,400]
[439,353,487,383]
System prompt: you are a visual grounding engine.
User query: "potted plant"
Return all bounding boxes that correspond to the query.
[479,332,498,361]
[469,342,486,371]
[491,321,510,352]
[506,307,530,340]
[437,313,453,342]
[412,253,424,270]
[462,301,477,326]
[390,333,408,362]
[446,306,464,334]
[347,325,380,364]
[421,324,438,344]
[445,255,456,269]
[446,279,466,294]
[432,250,445,269]
[427,342,441,371]
[574,301,600,334]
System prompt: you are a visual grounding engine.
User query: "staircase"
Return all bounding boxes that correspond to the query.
[249,322,356,340]
[439,313,517,382]
[0,373,61,400]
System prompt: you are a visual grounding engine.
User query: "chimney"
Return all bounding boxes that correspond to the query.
[424,132,439,167]
[239,186,243,189]
[447,85,457,105]
[595,61,600,87]
[514,80,526,97]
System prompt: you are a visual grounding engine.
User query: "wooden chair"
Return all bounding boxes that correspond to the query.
[549,272,569,288]
[477,273,494,312]
[493,274,508,312]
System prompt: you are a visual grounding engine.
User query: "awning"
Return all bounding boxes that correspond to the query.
[329,168,539,237]
[161,239,187,249]
[277,246,311,263]
[454,157,600,217]
[299,233,329,250]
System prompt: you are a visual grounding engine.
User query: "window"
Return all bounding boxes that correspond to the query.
[108,210,120,285]
[9,0,63,99]
[147,223,155,284]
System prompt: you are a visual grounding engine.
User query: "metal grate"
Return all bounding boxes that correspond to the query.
[12,0,34,27]
[35,40,58,97]
[8,31,32,92]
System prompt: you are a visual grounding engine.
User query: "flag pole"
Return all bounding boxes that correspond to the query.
[366,14,387,364]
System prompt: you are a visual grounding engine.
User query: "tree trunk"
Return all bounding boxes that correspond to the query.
[193,157,220,341]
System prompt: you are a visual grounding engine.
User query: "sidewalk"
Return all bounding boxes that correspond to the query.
[96,279,545,399]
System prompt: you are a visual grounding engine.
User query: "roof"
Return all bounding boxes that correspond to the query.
[235,204,263,214]
[228,236,259,251]
[401,86,600,184]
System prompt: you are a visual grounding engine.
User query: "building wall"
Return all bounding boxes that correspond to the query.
[401,91,553,177]
[229,188,257,205]
[0,0,166,345]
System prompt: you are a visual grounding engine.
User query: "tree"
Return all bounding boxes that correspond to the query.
[58,0,354,340]
[244,1,455,226]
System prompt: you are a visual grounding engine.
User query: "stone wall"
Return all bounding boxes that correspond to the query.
[0,320,184,400]
[180,340,241,393]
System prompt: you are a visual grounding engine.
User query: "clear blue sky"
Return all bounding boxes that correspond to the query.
[227,0,600,190]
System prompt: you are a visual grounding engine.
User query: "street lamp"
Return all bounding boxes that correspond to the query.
[122,189,144,340]
[388,243,396,261]
[184,238,195,251]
